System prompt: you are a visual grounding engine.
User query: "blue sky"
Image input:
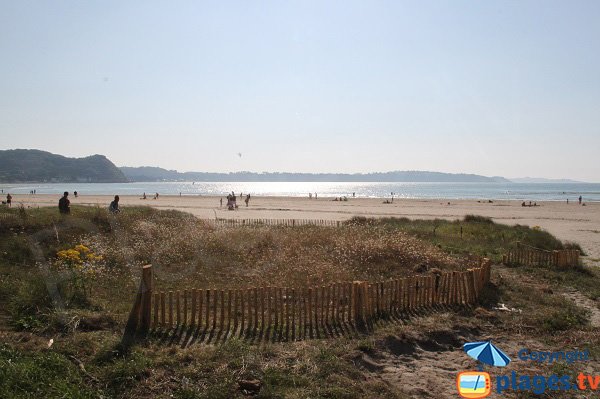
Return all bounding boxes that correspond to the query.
[1,1,599,181]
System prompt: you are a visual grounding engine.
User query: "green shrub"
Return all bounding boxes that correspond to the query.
[0,344,100,398]
[7,274,53,332]
[539,303,589,332]
[463,215,494,224]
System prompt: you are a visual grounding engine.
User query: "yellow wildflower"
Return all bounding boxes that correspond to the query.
[74,244,90,253]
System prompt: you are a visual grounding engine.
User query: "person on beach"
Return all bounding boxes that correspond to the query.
[142,192,147,199]
[309,193,312,199]
[226,193,237,210]
[245,194,250,207]
[74,191,78,198]
[6,193,12,207]
[579,195,582,205]
[220,198,223,207]
[109,195,120,213]
[58,192,70,214]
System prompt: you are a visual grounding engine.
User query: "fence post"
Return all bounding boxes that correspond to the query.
[191,289,196,326]
[352,281,368,331]
[121,264,153,347]
[139,265,153,335]
[467,269,477,303]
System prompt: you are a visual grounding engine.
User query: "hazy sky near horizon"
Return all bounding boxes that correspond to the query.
[1,1,600,181]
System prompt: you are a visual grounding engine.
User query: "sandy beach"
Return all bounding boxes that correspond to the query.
[7,193,600,263]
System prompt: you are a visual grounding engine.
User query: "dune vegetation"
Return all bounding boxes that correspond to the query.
[0,205,598,398]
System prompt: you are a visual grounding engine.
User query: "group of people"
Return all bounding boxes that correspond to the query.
[332,196,348,201]
[140,192,160,200]
[220,192,251,210]
[56,191,120,214]
[521,201,539,207]
[522,195,586,207]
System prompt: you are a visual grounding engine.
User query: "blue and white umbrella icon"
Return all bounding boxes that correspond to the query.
[463,341,511,367]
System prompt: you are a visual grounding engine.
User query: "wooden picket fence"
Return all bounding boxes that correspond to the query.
[122,260,492,345]
[0,212,20,222]
[502,245,579,267]
[205,218,342,228]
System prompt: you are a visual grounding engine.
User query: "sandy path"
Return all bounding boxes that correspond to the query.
[7,194,600,263]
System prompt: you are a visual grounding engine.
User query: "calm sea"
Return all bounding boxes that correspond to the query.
[1,182,599,201]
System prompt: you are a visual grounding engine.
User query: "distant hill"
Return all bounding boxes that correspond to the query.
[120,166,510,183]
[0,149,128,183]
[510,177,583,183]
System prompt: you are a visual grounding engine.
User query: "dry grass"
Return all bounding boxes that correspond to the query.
[85,212,478,293]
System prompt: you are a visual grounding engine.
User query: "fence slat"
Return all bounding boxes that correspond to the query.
[183,290,188,326]
[291,288,296,340]
[285,288,290,340]
[240,289,245,333]
[308,288,313,338]
[191,289,196,326]
[266,287,272,329]
[253,288,259,331]
[273,286,279,329]
[198,289,204,330]
[220,290,225,330]
[169,291,174,327]
[160,292,166,326]
[325,285,330,325]
[233,290,238,332]
[153,293,159,328]
[260,287,265,331]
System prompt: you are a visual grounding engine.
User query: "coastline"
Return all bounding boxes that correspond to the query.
[2,181,600,202]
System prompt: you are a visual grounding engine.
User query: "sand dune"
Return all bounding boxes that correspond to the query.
[7,194,600,264]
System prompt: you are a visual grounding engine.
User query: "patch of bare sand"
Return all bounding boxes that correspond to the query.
[562,290,600,327]
[350,316,546,399]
